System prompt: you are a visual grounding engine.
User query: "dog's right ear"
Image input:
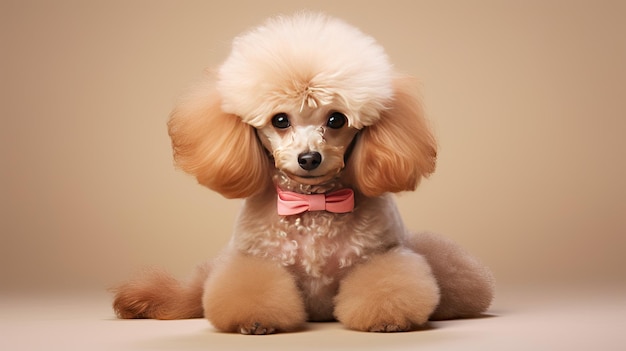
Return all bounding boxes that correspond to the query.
[167,79,271,198]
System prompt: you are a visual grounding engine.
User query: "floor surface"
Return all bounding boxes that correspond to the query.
[1,285,624,351]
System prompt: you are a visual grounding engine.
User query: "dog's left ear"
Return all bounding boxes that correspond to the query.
[345,76,437,197]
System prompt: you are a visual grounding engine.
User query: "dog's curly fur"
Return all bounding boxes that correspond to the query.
[112,12,495,334]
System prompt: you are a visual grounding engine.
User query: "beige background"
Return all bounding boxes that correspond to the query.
[2,0,625,339]
[2,1,625,350]
[2,0,625,293]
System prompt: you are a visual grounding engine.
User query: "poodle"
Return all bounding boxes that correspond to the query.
[112,12,494,334]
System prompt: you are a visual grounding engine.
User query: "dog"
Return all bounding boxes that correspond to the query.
[113,12,494,334]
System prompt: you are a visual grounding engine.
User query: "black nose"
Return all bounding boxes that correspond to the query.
[298,151,322,170]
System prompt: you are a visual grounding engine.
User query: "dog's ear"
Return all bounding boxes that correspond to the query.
[345,76,437,197]
[167,80,271,198]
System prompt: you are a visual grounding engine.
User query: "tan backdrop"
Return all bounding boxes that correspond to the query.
[2,0,624,294]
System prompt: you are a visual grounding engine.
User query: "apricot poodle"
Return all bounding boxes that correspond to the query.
[113,12,494,334]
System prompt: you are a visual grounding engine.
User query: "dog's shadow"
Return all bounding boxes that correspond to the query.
[130,317,498,350]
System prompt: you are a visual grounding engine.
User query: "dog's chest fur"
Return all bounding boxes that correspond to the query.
[233,193,402,319]
[276,212,363,279]
[239,210,378,281]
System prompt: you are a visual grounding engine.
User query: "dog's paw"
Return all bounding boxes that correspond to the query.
[238,322,277,335]
[336,303,425,333]
[203,254,307,334]
[334,249,440,332]
[368,323,412,333]
[335,293,435,332]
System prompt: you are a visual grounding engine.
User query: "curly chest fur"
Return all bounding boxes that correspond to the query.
[234,203,400,286]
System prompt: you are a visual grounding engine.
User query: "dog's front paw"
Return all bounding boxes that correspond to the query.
[238,322,276,335]
[334,249,440,332]
[203,254,307,334]
[336,299,428,333]
[368,323,412,333]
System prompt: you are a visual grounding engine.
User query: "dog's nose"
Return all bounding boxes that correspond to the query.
[298,152,322,170]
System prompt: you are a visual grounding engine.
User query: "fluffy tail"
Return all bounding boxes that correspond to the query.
[112,261,211,319]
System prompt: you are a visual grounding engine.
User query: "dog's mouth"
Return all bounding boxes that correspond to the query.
[282,170,339,186]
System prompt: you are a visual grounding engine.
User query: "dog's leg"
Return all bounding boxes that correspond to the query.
[111,261,211,319]
[334,248,440,332]
[405,231,495,320]
[202,253,306,334]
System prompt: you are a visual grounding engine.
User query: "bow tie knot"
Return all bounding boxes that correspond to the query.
[276,188,354,216]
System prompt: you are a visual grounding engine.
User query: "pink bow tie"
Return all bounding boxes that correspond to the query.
[276,188,355,216]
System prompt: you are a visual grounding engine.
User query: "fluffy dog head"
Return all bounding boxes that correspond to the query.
[168,12,436,198]
[217,12,393,129]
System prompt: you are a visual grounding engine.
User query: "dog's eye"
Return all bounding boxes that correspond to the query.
[327,112,347,129]
[271,113,290,129]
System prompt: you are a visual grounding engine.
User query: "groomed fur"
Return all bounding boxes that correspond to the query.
[407,232,496,320]
[203,253,307,334]
[112,262,210,319]
[334,249,440,332]
[112,12,494,334]
[217,12,393,129]
[344,76,437,197]
[167,82,271,198]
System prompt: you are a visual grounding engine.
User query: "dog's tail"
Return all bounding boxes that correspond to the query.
[111,261,211,319]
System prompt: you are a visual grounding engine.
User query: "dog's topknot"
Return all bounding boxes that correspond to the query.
[217,12,393,129]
